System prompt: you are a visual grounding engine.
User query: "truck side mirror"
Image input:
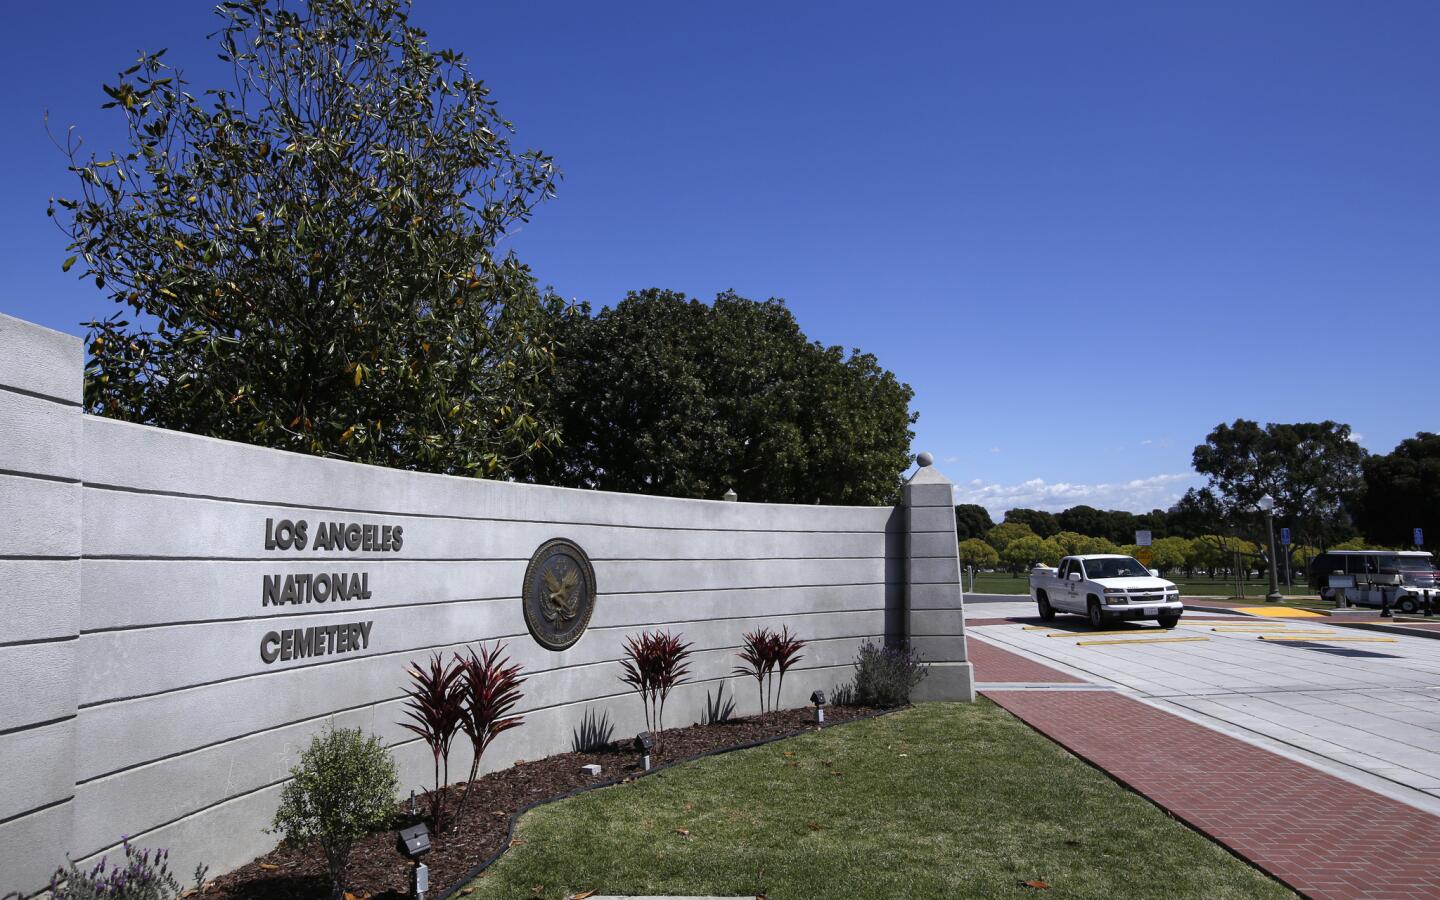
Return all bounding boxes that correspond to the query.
[1068,572,1082,582]
[1148,569,1160,578]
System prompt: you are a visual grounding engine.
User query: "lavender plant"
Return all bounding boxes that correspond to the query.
[846,640,928,707]
[47,839,206,899]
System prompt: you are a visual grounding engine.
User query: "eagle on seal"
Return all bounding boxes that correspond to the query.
[541,562,582,623]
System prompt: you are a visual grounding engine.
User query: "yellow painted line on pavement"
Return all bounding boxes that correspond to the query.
[1210,626,1302,631]
[1212,626,1334,633]
[1047,629,1171,638]
[1258,635,1397,643]
[1230,607,1327,619]
[1076,636,1210,647]
[1239,632,1338,639]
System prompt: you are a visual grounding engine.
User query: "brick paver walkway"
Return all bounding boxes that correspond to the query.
[986,687,1440,898]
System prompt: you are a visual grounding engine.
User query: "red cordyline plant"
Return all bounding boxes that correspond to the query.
[735,626,807,714]
[453,641,527,823]
[398,652,465,828]
[618,629,692,752]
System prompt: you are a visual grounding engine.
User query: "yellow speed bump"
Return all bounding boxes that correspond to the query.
[1230,606,1327,618]
[1259,635,1397,643]
[1047,629,1170,638]
[1076,636,1210,647]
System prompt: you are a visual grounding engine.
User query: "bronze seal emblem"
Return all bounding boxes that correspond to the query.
[522,539,597,651]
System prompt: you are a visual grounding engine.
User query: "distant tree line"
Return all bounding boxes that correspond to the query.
[957,420,1440,577]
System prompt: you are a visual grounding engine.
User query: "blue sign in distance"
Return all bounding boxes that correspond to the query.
[1279,527,1290,546]
[1417,527,1425,547]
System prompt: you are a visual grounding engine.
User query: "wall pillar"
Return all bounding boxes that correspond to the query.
[903,452,975,702]
[0,314,84,894]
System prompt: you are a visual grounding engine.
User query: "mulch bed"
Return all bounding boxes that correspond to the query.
[205,704,881,900]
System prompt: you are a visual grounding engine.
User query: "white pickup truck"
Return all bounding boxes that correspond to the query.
[1029,554,1183,628]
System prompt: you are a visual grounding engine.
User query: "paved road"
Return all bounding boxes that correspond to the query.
[963,593,1440,813]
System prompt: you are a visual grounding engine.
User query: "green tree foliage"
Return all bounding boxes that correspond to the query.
[953,504,996,541]
[52,0,564,476]
[1192,420,1365,548]
[1002,508,1059,538]
[1001,535,1062,573]
[1331,537,1383,551]
[1052,531,1088,556]
[1054,505,1139,544]
[1134,509,1170,540]
[1052,531,1120,556]
[1168,488,1226,539]
[271,725,398,898]
[958,537,1000,569]
[1056,505,1107,539]
[1185,535,1259,577]
[1356,432,1440,548]
[1150,536,1192,573]
[984,522,1035,554]
[524,289,916,504]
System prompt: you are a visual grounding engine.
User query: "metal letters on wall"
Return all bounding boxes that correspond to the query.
[522,538,597,651]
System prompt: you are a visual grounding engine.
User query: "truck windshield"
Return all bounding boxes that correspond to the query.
[1084,557,1152,579]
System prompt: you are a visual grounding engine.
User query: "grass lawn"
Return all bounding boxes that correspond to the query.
[966,571,1316,601]
[462,702,1292,899]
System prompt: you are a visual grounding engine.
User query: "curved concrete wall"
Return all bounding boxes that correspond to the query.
[0,312,967,896]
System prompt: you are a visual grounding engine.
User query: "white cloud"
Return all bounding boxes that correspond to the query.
[943,455,960,463]
[952,472,1203,519]
[1350,432,1365,444]
[989,446,1001,454]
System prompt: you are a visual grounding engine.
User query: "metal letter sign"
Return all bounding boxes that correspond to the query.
[522,539,597,651]
[1135,530,1152,547]
[1280,527,1291,546]
[1417,528,1425,547]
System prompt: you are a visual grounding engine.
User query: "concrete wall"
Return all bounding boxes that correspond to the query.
[0,312,969,896]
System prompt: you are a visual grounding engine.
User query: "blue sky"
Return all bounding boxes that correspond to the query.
[3,2,1437,516]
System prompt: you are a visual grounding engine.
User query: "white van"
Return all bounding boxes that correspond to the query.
[1307,550,1438,613]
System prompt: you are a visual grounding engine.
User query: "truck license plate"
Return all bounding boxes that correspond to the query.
[1144,607,1158,616]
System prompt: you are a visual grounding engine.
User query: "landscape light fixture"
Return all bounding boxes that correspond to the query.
[396,822,431,900]
[1258,494,1283,603]
[811,690,826,723]
[635,731,654,771]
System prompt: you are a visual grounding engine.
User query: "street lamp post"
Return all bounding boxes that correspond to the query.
[1259,494,1283,603]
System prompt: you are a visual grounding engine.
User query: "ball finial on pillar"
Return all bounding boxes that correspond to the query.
[916,451,934,468]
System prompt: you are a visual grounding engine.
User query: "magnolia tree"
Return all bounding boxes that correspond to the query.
[52,0,563,476]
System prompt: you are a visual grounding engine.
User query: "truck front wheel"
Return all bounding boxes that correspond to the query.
[1158,612,1181,629]
[1037,591,1056,621]
[1087,598,1107,629]
[1398,596,1419,614]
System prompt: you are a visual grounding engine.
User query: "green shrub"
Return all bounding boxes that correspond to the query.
[47,840,205,899]
[838,640,928,708]
[271,725,398,898]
